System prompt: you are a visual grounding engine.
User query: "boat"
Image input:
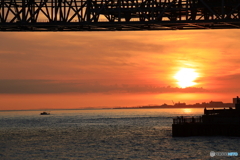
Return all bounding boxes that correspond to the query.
[40,111,50,115]
[172,96,240,137]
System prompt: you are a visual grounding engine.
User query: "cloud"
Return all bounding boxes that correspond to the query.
[1,30,240,94]
[198,72,240,93]
[0,79,208,94]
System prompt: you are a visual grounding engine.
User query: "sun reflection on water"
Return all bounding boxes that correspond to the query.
[182,108,192,113]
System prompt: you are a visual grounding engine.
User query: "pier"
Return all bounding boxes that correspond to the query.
[172,97,240,137]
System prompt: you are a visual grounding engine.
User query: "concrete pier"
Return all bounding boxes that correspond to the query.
[172,97,240,137]
[172,123,240,137]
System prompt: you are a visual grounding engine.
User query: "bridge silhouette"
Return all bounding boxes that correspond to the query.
[1,0,240,31]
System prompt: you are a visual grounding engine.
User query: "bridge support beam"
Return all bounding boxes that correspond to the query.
[0,0,240,31]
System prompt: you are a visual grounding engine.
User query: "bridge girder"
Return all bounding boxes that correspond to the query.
[1,0,240,31]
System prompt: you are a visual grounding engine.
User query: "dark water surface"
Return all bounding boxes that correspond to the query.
[0,109,239,160]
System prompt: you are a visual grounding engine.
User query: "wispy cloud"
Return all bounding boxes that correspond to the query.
[0,79,208,94]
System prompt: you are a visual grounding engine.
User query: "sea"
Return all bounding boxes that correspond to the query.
[0,108,239,160]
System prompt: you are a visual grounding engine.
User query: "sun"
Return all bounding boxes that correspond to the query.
[174,68,199,88]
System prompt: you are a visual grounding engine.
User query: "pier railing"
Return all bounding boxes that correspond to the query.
[204,108,235,115]
[173,116,202,124]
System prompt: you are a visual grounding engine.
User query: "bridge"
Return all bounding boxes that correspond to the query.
[1,0,240,31]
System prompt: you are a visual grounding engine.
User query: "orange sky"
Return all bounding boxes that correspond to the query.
[1,30,240,110]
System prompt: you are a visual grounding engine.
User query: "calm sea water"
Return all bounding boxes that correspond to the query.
[0,108,239,160]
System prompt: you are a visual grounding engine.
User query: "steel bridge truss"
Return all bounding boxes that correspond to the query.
[1,0,240,31]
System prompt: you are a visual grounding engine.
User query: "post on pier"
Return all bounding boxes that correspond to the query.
[236,96,240,110]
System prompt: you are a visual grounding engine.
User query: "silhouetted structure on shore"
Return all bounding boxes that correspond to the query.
[172,97,240,137]
[114,100,234,109]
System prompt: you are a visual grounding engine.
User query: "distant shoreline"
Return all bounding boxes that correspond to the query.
[112,106,234,109]
[112,102,235,109]
[0,107,231,112]
[0,101,235,111]
[0,106,235,112]
[112,106,231,109]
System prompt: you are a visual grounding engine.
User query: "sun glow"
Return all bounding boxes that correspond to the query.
[174,68,199,88]
[182,108,193,113]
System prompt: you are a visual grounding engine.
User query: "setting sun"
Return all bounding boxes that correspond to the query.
[174,68,199,88]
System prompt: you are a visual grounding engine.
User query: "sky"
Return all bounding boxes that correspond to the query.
[1,29,240,110]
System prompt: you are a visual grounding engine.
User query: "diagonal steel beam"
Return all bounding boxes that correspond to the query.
[156,0,177,21]
[199,0,221,20]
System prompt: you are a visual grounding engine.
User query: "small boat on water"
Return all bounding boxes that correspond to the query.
[40,111,50,115]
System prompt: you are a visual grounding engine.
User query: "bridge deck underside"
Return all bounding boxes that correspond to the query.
[1,21,240,31]
[1,0,240,31]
